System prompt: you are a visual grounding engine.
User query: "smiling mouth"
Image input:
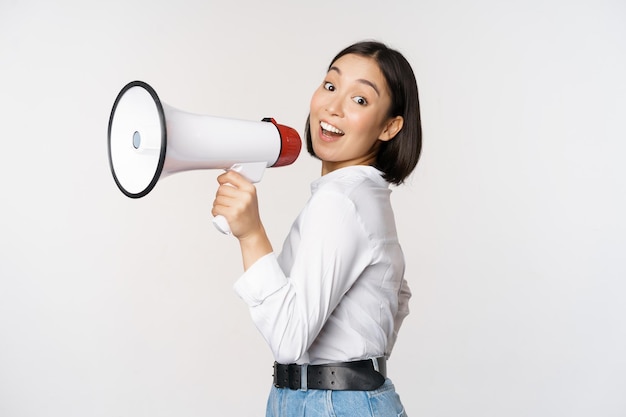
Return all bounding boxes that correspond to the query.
[320,121,345,137]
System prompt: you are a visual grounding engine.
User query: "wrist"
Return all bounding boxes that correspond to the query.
[238,226,273,270]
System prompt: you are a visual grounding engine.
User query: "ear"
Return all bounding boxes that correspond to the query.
[379,116,404,141]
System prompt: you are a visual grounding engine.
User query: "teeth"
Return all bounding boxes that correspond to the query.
[320,121,344,135]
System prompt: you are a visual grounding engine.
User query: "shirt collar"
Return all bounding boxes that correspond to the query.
[310,165,388,194]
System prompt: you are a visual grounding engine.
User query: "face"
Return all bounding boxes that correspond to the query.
[309,53,403,175]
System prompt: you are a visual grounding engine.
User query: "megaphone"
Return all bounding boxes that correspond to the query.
[107,80,301,234]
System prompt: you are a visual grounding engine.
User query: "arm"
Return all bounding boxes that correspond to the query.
[234,189,374,363]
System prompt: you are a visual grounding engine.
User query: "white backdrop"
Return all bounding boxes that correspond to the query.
[1,0,625,416]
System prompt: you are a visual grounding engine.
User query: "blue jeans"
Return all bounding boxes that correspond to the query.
[266,378,407,417]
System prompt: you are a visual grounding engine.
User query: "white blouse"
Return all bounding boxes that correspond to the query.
[233,165,411,365]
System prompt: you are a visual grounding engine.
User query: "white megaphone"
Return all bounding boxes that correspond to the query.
[107,80,301,234]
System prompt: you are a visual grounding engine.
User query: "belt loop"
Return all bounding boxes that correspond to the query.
[371,357,380,372]
[300,364,308,391]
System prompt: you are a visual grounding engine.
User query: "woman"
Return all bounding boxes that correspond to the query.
[212,40,422,416]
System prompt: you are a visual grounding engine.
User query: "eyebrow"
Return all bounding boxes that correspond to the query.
[328,66,380,96]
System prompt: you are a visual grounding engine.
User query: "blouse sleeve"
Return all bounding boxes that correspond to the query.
[233,189,374,364]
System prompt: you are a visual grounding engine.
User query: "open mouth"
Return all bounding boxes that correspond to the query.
[320,121,345,137]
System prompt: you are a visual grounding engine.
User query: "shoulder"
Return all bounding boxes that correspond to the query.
[303,166,394,237]
[314,166,389,202]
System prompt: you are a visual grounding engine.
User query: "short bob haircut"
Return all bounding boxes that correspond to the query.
[305,40,422,185]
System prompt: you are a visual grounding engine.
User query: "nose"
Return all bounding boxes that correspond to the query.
[325,94,344,117]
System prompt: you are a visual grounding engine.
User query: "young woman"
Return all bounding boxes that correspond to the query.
[212,40,422,416]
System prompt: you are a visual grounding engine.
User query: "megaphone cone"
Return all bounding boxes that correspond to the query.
[107,80,301,199]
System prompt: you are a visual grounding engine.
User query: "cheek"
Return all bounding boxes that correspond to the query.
[349,113,386,145]
[309,89,324,113]
[348,112,375,135]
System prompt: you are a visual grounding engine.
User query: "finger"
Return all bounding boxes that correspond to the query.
[215,182,239,199]
[217,170,254,189]
[213,185,250,214]
[212,193,238,218]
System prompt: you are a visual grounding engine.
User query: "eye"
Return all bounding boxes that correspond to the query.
[353,96,368,106]
[323,81,335,91]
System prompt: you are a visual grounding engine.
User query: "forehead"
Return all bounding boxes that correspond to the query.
[328,54,388,92]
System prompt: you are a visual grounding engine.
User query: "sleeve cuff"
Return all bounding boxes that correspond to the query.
[233,252,289,307]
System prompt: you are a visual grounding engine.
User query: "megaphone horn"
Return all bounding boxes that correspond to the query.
[107,80,302,233]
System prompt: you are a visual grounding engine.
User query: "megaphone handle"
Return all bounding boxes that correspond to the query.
[212,162,267,235]
[213,215,232,235]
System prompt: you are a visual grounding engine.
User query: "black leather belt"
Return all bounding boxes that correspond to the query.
[273,358,387,391]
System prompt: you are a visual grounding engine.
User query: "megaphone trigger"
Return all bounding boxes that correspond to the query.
[228,161,268,183]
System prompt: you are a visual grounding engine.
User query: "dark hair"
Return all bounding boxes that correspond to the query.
[305,40,422,185]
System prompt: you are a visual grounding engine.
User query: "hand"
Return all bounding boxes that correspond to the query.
[212,170,263,240]
[212,170,273,270]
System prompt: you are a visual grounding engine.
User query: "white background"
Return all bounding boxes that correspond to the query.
[1,0,625,416]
